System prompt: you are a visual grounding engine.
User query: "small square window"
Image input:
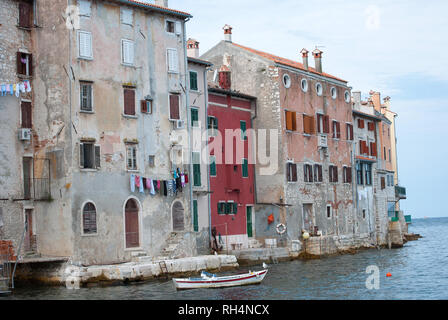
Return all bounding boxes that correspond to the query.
[80,142,100,169]
[166,20,175,33]
[78,0,91,17]
[327,205,332,218]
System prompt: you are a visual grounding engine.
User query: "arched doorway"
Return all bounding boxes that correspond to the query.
[172,201,185,231]
[125,198,139,248]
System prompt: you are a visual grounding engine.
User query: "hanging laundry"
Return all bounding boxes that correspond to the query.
[1,84,6,96]
[153,180,158,193]
[157,180,161,190]
[142,177,147,190]
[130,174,136,193]
[149,179,156,195]
[14,83,20,97]
[25,80,31,93]
[139,176,144,193]
[181,173,186,188]
[185,173,189,184]
[9,84,13,95]
[163,180,168,196]
[167,180,174,196]
[172,179,177,194]
[145,178,152,191]
[135,175,141,187]
[175,172,182,192]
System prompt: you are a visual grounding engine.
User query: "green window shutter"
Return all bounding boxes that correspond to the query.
[193,200,198,232]
[246,207,253,237]
[192,152,201,186]
[225,203,231,215]
[191,108,198,127]
[190,71,198,91]
[217,202,222,214]
[232,202,238,214]
[240,121,247,140]
[214,117,218,130]
[242,158,248,177]
[210,156,216,176]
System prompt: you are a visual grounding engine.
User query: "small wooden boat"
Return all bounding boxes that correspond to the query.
[173,269,268,290]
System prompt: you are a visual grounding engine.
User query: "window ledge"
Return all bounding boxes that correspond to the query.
[124,247,143,252]
[78,56,93,61]
[16,25,33,31]
[127,169,139,173]
[122,114,138,119]
[121,63,136,68]
[17,74,32,80]
[81,233,98,237]
[80,168,98,172]
[80,110,95,114]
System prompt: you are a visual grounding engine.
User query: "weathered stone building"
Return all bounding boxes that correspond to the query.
[201,27,369,254]
[0,0,200,266]
[186,38,213,254]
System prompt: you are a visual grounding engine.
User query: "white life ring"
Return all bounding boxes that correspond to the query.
[276,223,286,234]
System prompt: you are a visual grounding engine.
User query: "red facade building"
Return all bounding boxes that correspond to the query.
[207,77,256,250]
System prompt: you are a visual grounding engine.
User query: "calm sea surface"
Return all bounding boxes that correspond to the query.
[3,217,448,300]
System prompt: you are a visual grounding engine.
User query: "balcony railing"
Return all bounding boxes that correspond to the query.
[388,210,399,222]
[395,185,406,199]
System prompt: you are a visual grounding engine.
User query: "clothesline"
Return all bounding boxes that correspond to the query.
[0,80,32,97]
[129,168,189,197]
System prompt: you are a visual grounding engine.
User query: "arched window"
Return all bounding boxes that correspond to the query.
[82,202,97,234]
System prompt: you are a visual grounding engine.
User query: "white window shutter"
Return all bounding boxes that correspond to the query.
[168,49,178,72]
[175,21,182,35]
[79,31,92,58]
[122,40,134,65]
[121,8,133,25]
[79,0,91,17]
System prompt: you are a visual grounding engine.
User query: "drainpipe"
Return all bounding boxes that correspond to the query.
[204,66,212,247]
[251,100,257,205]
[182,19,194,240]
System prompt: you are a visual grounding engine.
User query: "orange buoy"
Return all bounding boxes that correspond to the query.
[386,272,392,277]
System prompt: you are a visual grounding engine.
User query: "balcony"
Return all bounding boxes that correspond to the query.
[23,178,51,201]
[395,185,406,200]
[388,210,399,222]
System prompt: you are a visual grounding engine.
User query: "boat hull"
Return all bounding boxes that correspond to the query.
[173,270,268,290]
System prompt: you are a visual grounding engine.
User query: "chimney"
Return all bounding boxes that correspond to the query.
[154,0,168,7]
[300,48,309,70]
[223,24,232,42]
[383,96,391,109]
[218,65,231,90]
[187,38,200,58]
[352,91,361,105]
[312,48,323,73]
[369,90,381,112]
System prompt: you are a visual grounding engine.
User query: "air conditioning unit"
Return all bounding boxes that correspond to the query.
[18,128,31,141]
[175,120,185,130]
[318,134,328,148]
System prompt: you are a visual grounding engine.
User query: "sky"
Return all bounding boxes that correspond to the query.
[169,0,448,218]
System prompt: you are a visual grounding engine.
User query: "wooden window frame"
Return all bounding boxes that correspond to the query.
[285,110,297,131]
[313,164,323,183]
[123,87,136,116]
[286,162,297,182]
[303,114,315,135]
[141,99,152,114]
[126,144,138,171]
[80,81,93,112]
[21,101,32,128]
[17,52,32,76]
[189,71,198,91]
[329,165,338,183]
[82,202,97,235]
[18,1,33,28]
[80,142,101,170]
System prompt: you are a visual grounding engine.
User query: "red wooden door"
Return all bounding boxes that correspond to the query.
[125,199,139,248]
